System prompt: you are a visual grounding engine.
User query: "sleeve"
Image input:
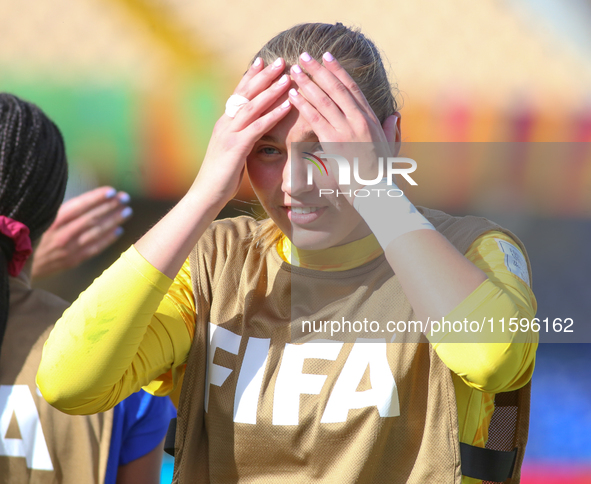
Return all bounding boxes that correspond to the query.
[143,257,196,396]
[36,246,195,414]
[427,230,539,394]
[104,390,177,484]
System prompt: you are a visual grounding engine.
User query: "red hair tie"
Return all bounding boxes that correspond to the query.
[0,216,33,277]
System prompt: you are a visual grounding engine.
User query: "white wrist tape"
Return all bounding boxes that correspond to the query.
[353,180,435,249]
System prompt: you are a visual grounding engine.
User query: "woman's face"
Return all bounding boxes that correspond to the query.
[247,95,372,250]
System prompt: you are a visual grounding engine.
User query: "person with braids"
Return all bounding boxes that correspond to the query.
[38,23,538,483]
[0,93,175,484]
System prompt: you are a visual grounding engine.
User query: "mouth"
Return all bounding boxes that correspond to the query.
[290,206,321,214]
[283,205,326,224]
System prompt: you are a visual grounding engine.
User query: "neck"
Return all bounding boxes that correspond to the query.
[278,233,383,272]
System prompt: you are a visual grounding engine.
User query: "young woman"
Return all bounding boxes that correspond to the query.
[38,23,538,483]
[0,93,174,484]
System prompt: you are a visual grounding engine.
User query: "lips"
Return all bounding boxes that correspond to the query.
[284,206,326,224]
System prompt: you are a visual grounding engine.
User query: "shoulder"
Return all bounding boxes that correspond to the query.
[188,215,268,288]
[467,230,533,290]
[8,278,69,333]
[205,215,261,240]
[418,206,501,238]
[192,215,262,261]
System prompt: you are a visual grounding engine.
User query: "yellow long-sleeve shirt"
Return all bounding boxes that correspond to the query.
[37,224,537,483]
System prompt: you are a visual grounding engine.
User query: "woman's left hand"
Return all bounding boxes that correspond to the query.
[287,52,400,196]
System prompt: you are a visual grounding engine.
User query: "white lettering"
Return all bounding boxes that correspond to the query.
[353,157,384,185]
[321,339,400,423]
[387,157,417,185]
[205,324,241,412]
[319,154,350,185]
[234,337,270,424]
[0,385,53,470]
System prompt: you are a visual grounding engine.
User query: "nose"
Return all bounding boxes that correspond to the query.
[282,149,314,197]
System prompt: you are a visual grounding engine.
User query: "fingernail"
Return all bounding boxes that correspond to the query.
[114,227,124,237]
[105,188,117,199]
[281,99,291,108]
[253,57,262,67]
[323,52,334,62]
[289,88,298,97]
[300,52,312,62]
[118,192,131,204]
[291,65,302,75]
[273,58,282,68]
[121,207,133,219]
[278,74,289,85]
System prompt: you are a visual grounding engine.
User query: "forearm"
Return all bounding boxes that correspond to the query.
[135,187,224,279]
[36,248,187,414]
[384,229,487,324]
[373,208,536,392]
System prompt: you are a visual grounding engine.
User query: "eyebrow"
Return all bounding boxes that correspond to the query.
[300,131,319,142]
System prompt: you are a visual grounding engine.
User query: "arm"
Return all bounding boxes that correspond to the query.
[37,248,192,413]
[287,54,537,392]
[386,228,536,393]
[428,232,538,393]
[135,58,292,278]
[37,58,292,412]
[384,229,487,324]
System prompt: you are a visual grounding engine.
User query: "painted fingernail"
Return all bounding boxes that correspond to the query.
[273,58,282,68]
[300,52,312,62]
[105,188,117,199]
[291,65,302,74]
[323,52,334,62]
[114,227,124,237]
[121,207,133,219]
[253,57,262,67]
[278,74,289,85]
[289,88,298,97]
[281,99,291,108]
[118,192,131,204]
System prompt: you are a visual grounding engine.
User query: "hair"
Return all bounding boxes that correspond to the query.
[248,22,400,250]
[0,93,68,358]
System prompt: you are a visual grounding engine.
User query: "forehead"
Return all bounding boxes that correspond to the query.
[261,105,318,145]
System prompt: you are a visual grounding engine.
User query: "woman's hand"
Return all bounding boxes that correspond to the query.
[32,187,131,279]
[287,52,400,198]
[192,58,293,208]
[135,58,293,278]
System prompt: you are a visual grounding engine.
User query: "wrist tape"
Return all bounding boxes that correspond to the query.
[352,180,435,249]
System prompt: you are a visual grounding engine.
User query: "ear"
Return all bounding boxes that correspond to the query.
[382,112,401,156]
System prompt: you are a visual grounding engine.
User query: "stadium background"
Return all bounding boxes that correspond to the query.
[1,0,590,482]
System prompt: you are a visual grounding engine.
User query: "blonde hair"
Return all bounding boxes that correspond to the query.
[249,22,400,251]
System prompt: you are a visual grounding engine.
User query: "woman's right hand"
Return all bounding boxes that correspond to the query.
[192,57,292,208]
[135,58,292,278]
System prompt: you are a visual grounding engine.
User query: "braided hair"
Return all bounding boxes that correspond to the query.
[0,93,68,358]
